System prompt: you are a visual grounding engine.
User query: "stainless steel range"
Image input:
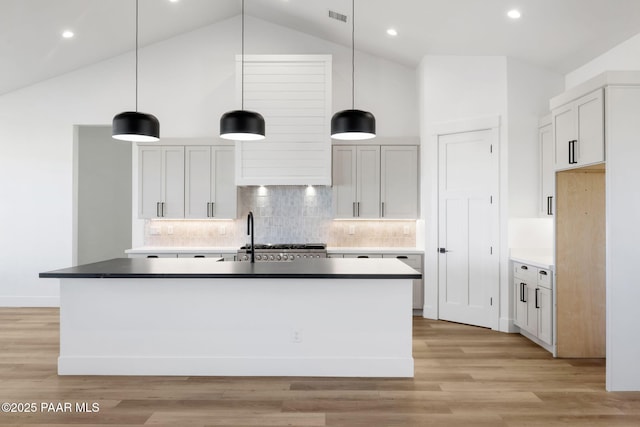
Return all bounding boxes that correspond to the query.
[237,243,327,262]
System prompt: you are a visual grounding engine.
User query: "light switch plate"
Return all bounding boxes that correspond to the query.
[348,225,355,235]
[150,226,161,236]
[219,226,226,235]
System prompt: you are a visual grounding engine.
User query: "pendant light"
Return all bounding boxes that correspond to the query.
[112,0,159,142]
[220,0,265,141]
[331,0,375,140]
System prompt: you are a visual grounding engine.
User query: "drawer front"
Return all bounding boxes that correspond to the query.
[537,268,552,289]
[128,253,178,258]
[343,254,383,259]
[513,262,537,282]
[327,254,344,258]
[383,254,422,269]
[177,253,221,258]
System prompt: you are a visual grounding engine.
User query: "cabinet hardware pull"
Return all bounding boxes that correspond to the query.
[547,196,553,216]
[357,255,369,258]
[397,256,408,259]
[211,202,215,217]
[521,283,528,303]
[194,255,205,258]
[353,202,356,217]
[539,270,548,276]
[147,255,158,258]
[161,202,166,217]
[535,288,540,309]
[156,202,161,218]
[382,202,385,217]
[207,202,211,218]
[569,140,578,164]
[521,265,528,270]
[357,202,360,217]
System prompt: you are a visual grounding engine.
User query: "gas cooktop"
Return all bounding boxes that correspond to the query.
[238,243,326,250]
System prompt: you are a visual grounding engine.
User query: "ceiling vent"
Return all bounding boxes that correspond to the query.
[328,10,348,23]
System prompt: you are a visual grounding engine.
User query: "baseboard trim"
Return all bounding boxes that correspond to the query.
[58,356,415,377]
[0,296,60,307]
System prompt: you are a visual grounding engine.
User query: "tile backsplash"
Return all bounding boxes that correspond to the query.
[144,186,416,247]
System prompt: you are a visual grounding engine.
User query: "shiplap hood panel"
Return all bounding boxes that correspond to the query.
[235,55,332,185]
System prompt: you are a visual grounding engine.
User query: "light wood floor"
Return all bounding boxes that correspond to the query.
[1,308,640,426]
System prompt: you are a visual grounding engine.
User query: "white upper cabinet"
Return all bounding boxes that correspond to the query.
[138,146,185,219]
[185,146,237,219]
[236,55,332,185]
[552,88,604,170]
[332,144,418,219]
[381,146,418,219]
[539,118,554,216]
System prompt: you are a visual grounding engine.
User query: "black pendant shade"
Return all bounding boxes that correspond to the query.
[112,111,160,142]
[112,0,160,142]
[220,110,265,141]
[331,109,376,140]
[330,0,376,141]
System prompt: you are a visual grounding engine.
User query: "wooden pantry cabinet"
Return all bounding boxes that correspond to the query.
[332,145,418,219]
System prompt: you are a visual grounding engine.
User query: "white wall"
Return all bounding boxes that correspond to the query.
[418,55,563,330]
[418,55,508,324]
[0,15,418,306]
[565,32,640,89]
[507,58,564,218]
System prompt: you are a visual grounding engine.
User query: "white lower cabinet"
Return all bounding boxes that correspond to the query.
[513,262,554,350]
[128,254,178,259]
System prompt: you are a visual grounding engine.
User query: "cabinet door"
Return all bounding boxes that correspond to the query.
[536,286,553,345]
[381,146,418,218]
[212,146,237,218]
[513,280,528,329]
[525,285,538,336]
[138,147,163,218]
[553,104,574,170]
[539,123,555,216]
[356,146,380,218]
[575,89,604,166]
[162,147,185,218]
[332,146,357,218]
[185,146,212,218]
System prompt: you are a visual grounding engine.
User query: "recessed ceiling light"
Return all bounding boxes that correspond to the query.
[169,0,179,3]
[386,28,398,37]
[507,9,522,19]
[62,30,74,39]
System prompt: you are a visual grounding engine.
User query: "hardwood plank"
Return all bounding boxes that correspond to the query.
[1,308,640,426]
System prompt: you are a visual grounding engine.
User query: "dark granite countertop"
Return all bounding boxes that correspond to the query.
[39,258,422,280]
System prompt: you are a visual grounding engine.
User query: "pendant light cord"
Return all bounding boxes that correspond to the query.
[241,0,245,110]
[351,0,355,109]
[135,0,139,112]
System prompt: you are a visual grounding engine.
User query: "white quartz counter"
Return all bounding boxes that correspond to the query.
[510,248,554,270]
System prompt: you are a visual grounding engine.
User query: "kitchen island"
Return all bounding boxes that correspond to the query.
[40,257,420,377]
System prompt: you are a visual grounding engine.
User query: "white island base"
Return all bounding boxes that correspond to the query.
[58,277,414,377]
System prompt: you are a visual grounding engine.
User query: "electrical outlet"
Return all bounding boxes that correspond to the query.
[167,226,174,235]
[291,329,303,343]
[403,226,410,235]
[348,225,355,235]
[150,226,161,236]
[219,225,226,235]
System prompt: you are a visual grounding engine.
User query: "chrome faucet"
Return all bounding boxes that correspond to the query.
[247,211,255,263]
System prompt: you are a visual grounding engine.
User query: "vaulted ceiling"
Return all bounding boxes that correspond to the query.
[2,0,640,95]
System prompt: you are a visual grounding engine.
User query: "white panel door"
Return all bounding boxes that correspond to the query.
[438,130,498,329]
[575,89,604,166]
[539,123,554,216]
[356,146,380,218]
[381,146,418,219]
[185,146,211,218]
[212,146,237,218]
[553,104,574,170]
[332,146,357,218]
[162,147,185,218]
[138,147,163,218]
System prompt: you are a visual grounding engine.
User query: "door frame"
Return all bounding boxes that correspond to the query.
[422,115,507,331]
